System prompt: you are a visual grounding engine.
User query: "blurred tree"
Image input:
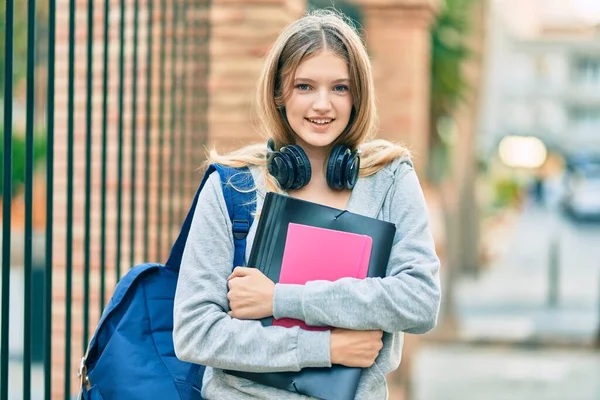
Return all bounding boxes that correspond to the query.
[429,0,477,181]
[308,0,363,29]
[0,128,47,199]
[0,1,29,96]
[428,0,487,329]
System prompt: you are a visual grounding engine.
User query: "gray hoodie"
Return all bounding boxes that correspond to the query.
[173,157,441,400]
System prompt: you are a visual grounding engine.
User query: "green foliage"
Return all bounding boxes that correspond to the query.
[308,0,363,32]
[428,0,479,182]
[430,0,477,118]
[0,1,29,94]
[0,127,47,199]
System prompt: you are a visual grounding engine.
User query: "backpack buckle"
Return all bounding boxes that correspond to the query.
[232,220,250,240]
[78,357,91,390]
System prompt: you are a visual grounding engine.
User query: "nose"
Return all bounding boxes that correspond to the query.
[312,89,332,112]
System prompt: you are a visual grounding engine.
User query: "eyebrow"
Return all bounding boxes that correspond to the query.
[294,77,350,84]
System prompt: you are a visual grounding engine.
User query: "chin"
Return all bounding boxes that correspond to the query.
[298,134,338,149]
[296,128,344,149]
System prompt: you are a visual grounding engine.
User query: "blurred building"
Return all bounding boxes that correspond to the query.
[480,0,600,157]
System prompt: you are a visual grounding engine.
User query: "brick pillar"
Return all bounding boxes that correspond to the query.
[350,0,438,176]
[208,0,306,152]
[51,0,210,397]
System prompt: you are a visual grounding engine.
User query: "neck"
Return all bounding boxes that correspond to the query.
[294,140,331,180]
[304,147,329,184]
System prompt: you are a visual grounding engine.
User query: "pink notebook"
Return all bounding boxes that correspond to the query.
[272,223,373,331]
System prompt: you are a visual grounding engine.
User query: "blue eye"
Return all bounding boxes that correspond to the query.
[333,85,349,92]
[296,84,311,91]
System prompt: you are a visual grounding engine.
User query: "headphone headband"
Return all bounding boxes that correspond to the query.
[266,139,360,191]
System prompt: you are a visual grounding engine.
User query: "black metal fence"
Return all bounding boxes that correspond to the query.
[1,0,210,398]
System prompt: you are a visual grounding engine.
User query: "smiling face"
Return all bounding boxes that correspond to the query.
[283,51,353,155]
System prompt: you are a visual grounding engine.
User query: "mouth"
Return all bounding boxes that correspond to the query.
[305,118,334,126]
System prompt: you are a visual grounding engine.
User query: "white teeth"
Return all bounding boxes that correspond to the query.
[308,119,332,125]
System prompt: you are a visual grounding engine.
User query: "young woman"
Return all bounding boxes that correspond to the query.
[173,10,441,400]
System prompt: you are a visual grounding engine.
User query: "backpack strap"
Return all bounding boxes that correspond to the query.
[213,164,256,268]
[164,164,256,271]
[165,164,216,271]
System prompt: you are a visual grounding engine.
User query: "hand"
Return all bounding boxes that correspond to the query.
[227,267,275,320]
[330,328,384,368]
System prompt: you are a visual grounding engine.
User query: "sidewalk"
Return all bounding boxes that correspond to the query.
[411,343,600,400]
[453,204,600,345]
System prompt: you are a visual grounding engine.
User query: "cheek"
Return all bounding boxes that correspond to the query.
[337,97,353,122]
[285,94,309,116]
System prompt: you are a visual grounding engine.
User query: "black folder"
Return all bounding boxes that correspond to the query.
[226,193,396,400]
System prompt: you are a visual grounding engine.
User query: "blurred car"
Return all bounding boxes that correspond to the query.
[561,153,600,220]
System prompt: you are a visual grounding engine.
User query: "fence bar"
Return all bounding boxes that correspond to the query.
[1,0,15,398]
[99,0,110,314]
[192,2,210,170]
[143,0,154,262]
[204,2,211,158]
[168,0,180,245]
[64,0,77,395]
[156,0,168,261]
[23,0,37,397]
[178,0,189,225]
[191,4,201,170]
[130,0,140,267]
[83,0,95,351]
[65,0,77,396]
[116,0,127,280]
[45,0,57,396]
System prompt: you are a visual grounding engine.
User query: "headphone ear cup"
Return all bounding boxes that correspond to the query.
[283,145,311,189]
[327,145,350,190]
[269,152,294,189]
[267,140,297,189]
[344,151,360,189]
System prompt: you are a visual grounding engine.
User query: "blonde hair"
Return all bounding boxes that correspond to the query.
[207,10,410,193]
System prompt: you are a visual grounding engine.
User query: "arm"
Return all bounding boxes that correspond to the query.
[173,172,331,373]
[272,165,441,334]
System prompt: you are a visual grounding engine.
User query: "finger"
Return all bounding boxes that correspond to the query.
[227,277,237,289]
[228,267,252,280]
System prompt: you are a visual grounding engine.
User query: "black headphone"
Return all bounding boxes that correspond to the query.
[266,138,360,191]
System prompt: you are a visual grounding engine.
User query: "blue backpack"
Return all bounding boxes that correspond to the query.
[78,165,256,400]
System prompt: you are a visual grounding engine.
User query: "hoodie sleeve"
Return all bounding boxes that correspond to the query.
[272,164,441,334]
[173,172,332,372]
